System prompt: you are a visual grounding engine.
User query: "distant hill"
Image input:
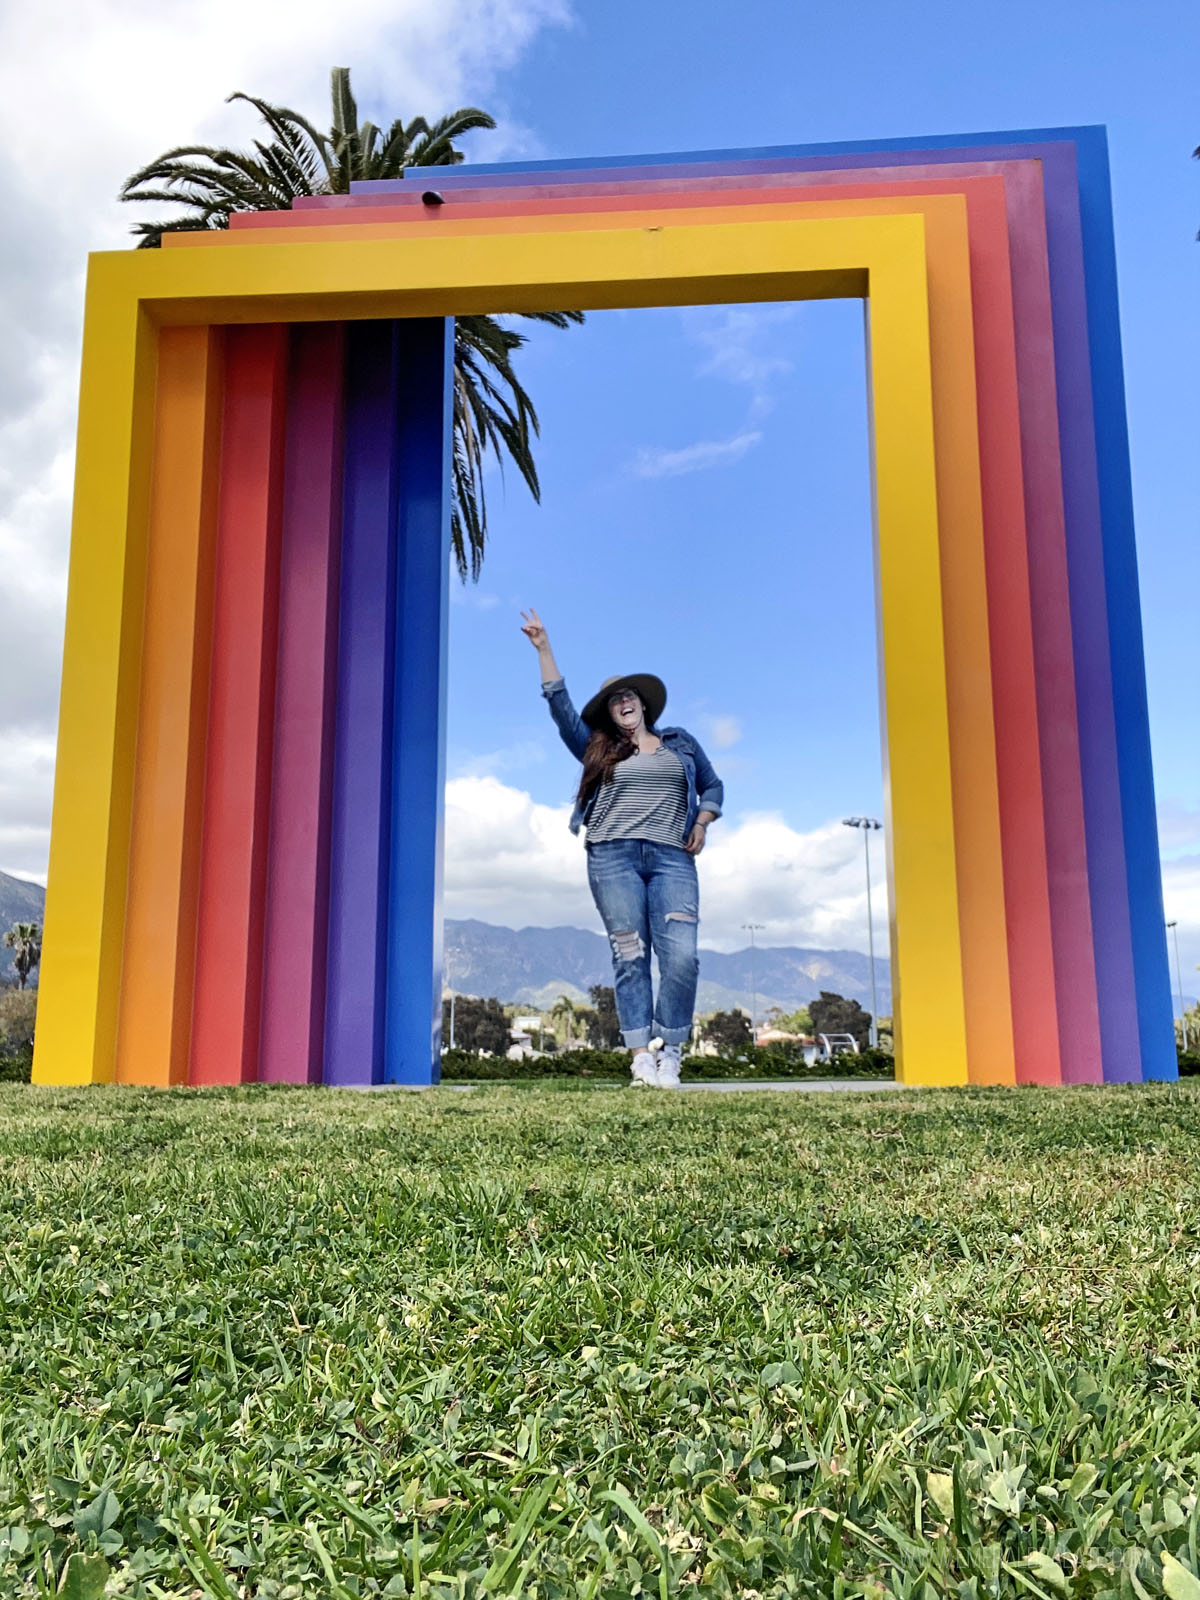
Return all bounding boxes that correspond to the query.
[0,874,892,1016]
[445,917,891,1017]
[0,871,45,984]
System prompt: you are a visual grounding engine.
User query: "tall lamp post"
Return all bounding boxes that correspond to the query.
[445,945,457,1050]
[742,923,764,1042]
[842,817,882,1047]
[1167,920,1187,1050]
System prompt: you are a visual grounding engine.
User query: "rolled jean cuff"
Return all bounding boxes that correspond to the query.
[655,1022,692,1047]
[622,1026,653,1050]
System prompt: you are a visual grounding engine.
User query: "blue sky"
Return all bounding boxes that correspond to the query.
[434,0,1200,973]
[1,0,1196,979]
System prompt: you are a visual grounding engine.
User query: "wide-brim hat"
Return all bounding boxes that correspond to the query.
[581,673,668,731]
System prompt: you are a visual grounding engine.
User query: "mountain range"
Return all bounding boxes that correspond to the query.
[445,917,891,1018]
[0,872,891,1017]
[0,871,44,984]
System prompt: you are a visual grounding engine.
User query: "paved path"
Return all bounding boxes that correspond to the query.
[349,1079,907,1093]
[677,1079,907,1092]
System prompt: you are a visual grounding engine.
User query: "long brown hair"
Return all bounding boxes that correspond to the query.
[576,723,637,805]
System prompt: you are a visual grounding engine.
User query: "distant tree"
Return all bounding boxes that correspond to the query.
[586,985,622,1049]
[3,922,41,990]
[444,994,510,1054]
[551,993,583,1048]
[1178,1002,1200,1053]
[809,991,872,1051]
[768,1006,812,1036]
[572,1007,598,1046]
[702,1009,752,1053]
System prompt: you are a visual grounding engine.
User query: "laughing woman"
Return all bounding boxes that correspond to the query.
[520,608,723,1089]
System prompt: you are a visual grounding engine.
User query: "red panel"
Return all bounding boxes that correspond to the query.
[189,326,289,1085]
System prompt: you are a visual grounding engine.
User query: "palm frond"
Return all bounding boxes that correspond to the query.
[130,215,221,248]
[227,91,334,187]
[330,66,358,145]
[120,70,580,576]
[409,107,496,168]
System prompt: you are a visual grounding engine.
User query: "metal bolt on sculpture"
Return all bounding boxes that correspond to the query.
[32,125,1176,1089]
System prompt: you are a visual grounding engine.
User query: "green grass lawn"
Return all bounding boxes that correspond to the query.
[2,1082,1200,1599]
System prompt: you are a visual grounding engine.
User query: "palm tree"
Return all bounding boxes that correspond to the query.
[550,992,580,1050]
[3,922,42,990]
[120,67,582,578]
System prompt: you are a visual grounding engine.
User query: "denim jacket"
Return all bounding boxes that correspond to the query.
[541,678,724,838]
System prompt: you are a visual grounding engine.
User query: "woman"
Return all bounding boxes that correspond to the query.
[520,608,723,1088]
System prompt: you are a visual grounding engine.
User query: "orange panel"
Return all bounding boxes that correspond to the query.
[115,327,224,1086]
[169,189,1017,1082]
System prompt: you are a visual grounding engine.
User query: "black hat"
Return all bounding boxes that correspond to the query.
[581,673,668,731]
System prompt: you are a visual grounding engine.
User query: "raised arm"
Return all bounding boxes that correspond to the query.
[520,608,590,761]
[519,607,562,685]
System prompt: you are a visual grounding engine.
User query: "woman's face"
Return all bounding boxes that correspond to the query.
[608,689,644,735]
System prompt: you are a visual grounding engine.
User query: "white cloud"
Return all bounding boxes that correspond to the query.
[1156,801,1200,989]
[688,305,798,398]
[444,774,887,952]
[0,0,572,882]
[450,585,503,610]
[443,777,1200,990]
[451,739,550,779]
[444,776,597,928]
[1158,798,1200,856]
[626,304,802,482]
[701,714,742,750]
[1162,855,1200,994]
[631,429,762,479]
[0,731,57,883]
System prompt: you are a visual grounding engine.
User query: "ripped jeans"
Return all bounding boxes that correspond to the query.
[586,839,700,1048]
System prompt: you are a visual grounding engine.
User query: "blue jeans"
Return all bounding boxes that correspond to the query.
[586,839,700,1048]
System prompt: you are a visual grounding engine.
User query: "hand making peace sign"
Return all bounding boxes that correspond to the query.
[520,608,549,651]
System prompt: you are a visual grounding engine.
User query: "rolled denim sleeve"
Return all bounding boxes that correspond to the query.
[690,736,724,820]
[540,678,592,761]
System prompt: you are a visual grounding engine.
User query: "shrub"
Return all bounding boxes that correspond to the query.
[440,1047,630,1080]
[439,1046,895,1083]
[0,1050,31,1084]
[0,987,36,1083]
[1177,1050,1200,1077]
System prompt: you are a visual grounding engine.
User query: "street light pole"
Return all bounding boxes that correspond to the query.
[742,923,764,1042]
[842,817,882,1047]
[1167,920,1187,1050]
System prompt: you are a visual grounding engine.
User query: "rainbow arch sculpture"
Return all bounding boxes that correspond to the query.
[32,123,1176,1089]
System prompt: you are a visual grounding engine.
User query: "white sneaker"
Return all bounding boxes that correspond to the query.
[656,1044,683,1088]
[630,1050,658,1087]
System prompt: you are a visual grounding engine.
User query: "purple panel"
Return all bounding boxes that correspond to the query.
[323,323,400,1086]
[352,139,1139,1082]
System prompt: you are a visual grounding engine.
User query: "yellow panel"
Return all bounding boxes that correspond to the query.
[35,212,969,1087]
[33,281,157,1085]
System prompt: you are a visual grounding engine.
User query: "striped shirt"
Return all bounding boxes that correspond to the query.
[585,745,689,848]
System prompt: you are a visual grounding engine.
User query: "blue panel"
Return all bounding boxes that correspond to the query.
[384,319,455,1085]
[379,124,1101,182]
[1070,128,1176,1081]
[324,323,400,1086]
[359,125,1175,1082]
